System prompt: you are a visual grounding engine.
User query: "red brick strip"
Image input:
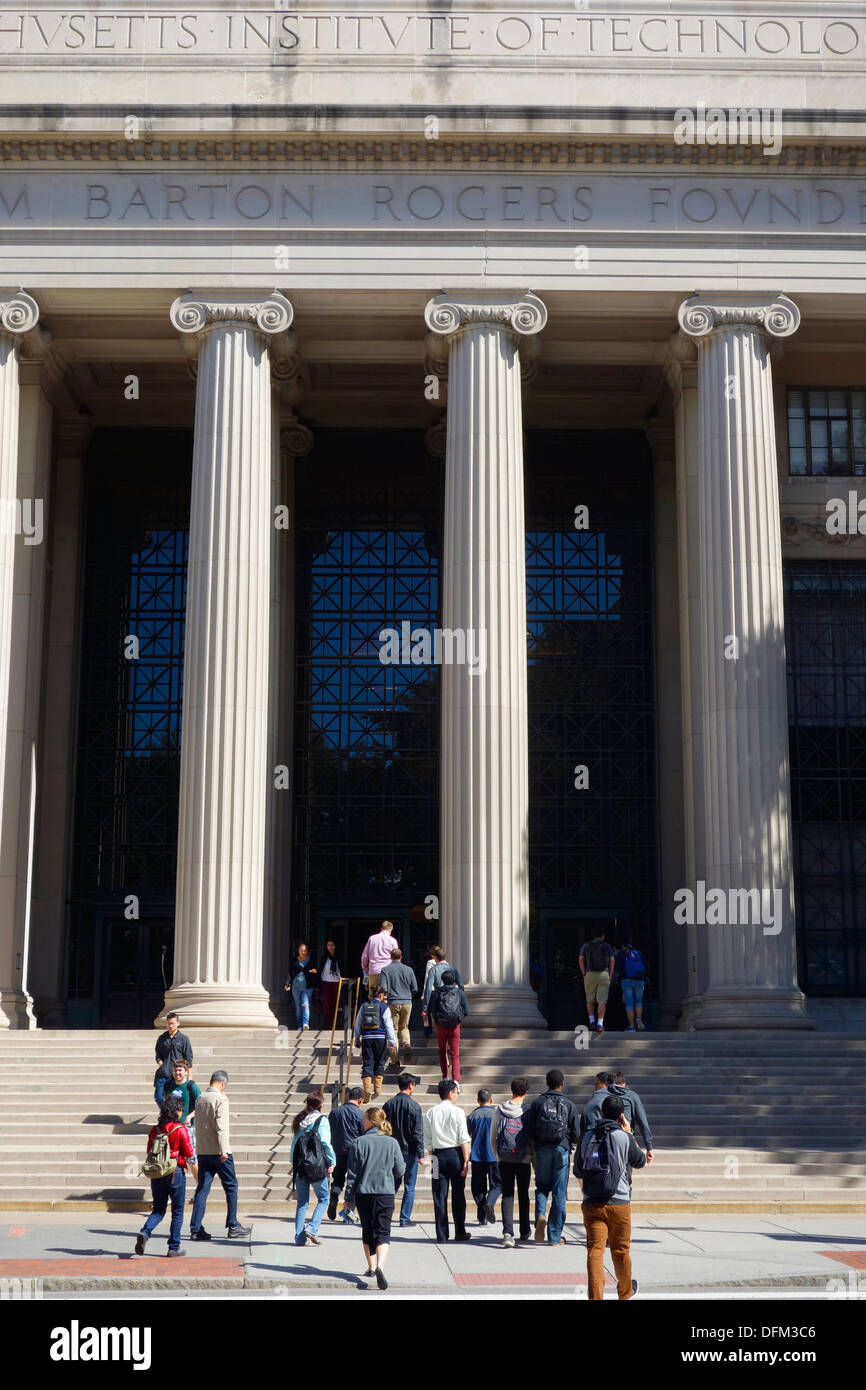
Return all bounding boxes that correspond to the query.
[820,1251,866,1270]
[0,1257,243,1277]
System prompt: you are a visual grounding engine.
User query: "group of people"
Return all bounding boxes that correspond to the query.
[579,931,649,1034]
[285,1064,653,1297]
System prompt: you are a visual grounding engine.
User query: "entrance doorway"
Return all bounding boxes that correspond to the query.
[101,912,173,1027]
[540,914,624,1031]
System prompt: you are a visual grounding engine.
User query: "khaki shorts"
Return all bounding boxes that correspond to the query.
[584,970,611,1007]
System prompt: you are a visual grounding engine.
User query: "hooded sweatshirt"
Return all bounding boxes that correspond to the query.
[579,1119,647,1205]
[491,1099,531,1165]
[580,1084,653,1150]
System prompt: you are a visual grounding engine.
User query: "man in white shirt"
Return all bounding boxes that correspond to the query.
[423,1078,471,1244]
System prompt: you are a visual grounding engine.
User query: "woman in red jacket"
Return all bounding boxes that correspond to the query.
[136,1095,194,1256]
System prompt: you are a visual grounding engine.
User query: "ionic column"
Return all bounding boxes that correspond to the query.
[162,291,294,1027]
[424,292,546,1028]
[0,292,41,1028]
[678,293,812,1028]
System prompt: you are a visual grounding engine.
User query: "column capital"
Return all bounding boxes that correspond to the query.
[170,289,294,355]
[0,290,40,343]
[677,292,800,341]
[424,290,547,339]
[280,412,314,459]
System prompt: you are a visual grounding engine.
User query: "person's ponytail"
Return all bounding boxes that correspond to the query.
[366,1106,392,1136]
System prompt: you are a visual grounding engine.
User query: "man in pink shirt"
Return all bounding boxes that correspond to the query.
[361,921,396,998]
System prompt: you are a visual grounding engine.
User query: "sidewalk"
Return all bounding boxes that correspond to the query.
[1,1211,863,1298]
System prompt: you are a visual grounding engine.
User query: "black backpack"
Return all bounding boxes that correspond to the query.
[359,999,382,1032]
[431,984,465,1025]
[533,1093,569,1147]
[583,940,610,973]
[293,1116,329,1185]
[574,1123,625,1204]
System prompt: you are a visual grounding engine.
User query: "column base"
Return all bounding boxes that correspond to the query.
[158,982,277,1029]
[461,984,547,1030]
[692,985,814,1030]
[0,989,38,1029]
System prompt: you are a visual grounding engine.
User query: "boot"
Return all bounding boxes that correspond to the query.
[372,1075,383,1099]
[362,1081,372,1103]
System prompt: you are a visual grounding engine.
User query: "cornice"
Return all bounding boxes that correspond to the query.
[3,137,866,171]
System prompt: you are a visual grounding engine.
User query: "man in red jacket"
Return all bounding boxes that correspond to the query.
[136,1095,194,1256]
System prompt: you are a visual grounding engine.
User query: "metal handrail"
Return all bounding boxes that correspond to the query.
[323,976,361,1106]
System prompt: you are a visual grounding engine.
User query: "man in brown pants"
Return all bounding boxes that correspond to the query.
[577,1094,648,1299]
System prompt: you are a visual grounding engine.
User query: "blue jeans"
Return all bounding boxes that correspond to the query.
[154,1075,168,1105]
[191,1153,239,1231]
[292,978,313,1029]
[396,1151,419,1223]
[621,979,645,1011]
[534,1144,570,1244]
[295,1176,329,1242]
[141,1168,186,1251]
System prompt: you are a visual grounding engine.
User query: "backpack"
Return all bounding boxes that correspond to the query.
[293,1116,329,1185]
[574,1124,625,1204]
[141,1127,177,1180]
[431,984,465,1025]
[533,1093,569,1147]
[623,950,646,980]
[359,999,382,1032]
[496,1108,528,1164]
[583,940,610,973]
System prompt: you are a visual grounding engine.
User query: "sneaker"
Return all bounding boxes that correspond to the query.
[399,1220,417,1228]
[454,1232,472,1243]
[339,1208,356,1225]
[227,1224,251,1239]
[295,1234,307,1246]
[625,1026,636,1033]
[375,1268,389,1290]
[167,1248,186,1258]
[535,1215,547,1243]
[360,1267,375,1278]
[636,1020,646,1032]
[305,1231,322,1246]
[134,1234,148,1255]
[327,1196,338,1221]
[302,1023,309,1030]
[630,1278,639,1298]
[557,1236,567,1245]
[597,1023,605,1034]
[189,1229,211,1242]
[588,1018,597,1030]
[484,1202,496,1225]
[502,1233,516,1249]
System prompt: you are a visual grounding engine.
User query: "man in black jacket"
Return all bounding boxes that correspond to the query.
[525,1068,580,1245]
[383,1073,425,1228]
[327,1086,366,1223]
[153,1013,193,1105]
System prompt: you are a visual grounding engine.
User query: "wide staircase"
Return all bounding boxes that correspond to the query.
[1,1028,865,1214]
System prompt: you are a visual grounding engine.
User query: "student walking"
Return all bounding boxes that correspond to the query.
[422,946,464,1010]
[382,1072,425,1227]
[290,1093,336,1246]
[525,1068,579,1246]
[467,1089,501,1226]
[493,1077,532,1247]
[421,947,437,1038]
[579,931,615,1033]
[361,920,396,997]
[353,985,397,1101]
[284,942,318,1032]
[318,940,343,1030]
[189,1070,251,1241]
[136,1095,193,1257]
[153,1012,193,1105]
[580,1071,654,1161]
[379,947,418,1068]
[428,969,468,1086]
[423,1078,471,1244]
[327,1086,366,1223]
[164,1057,201,1177]
[345,1106,406,1290]
[576,1094,646,1299]
[617,942,648,1031]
